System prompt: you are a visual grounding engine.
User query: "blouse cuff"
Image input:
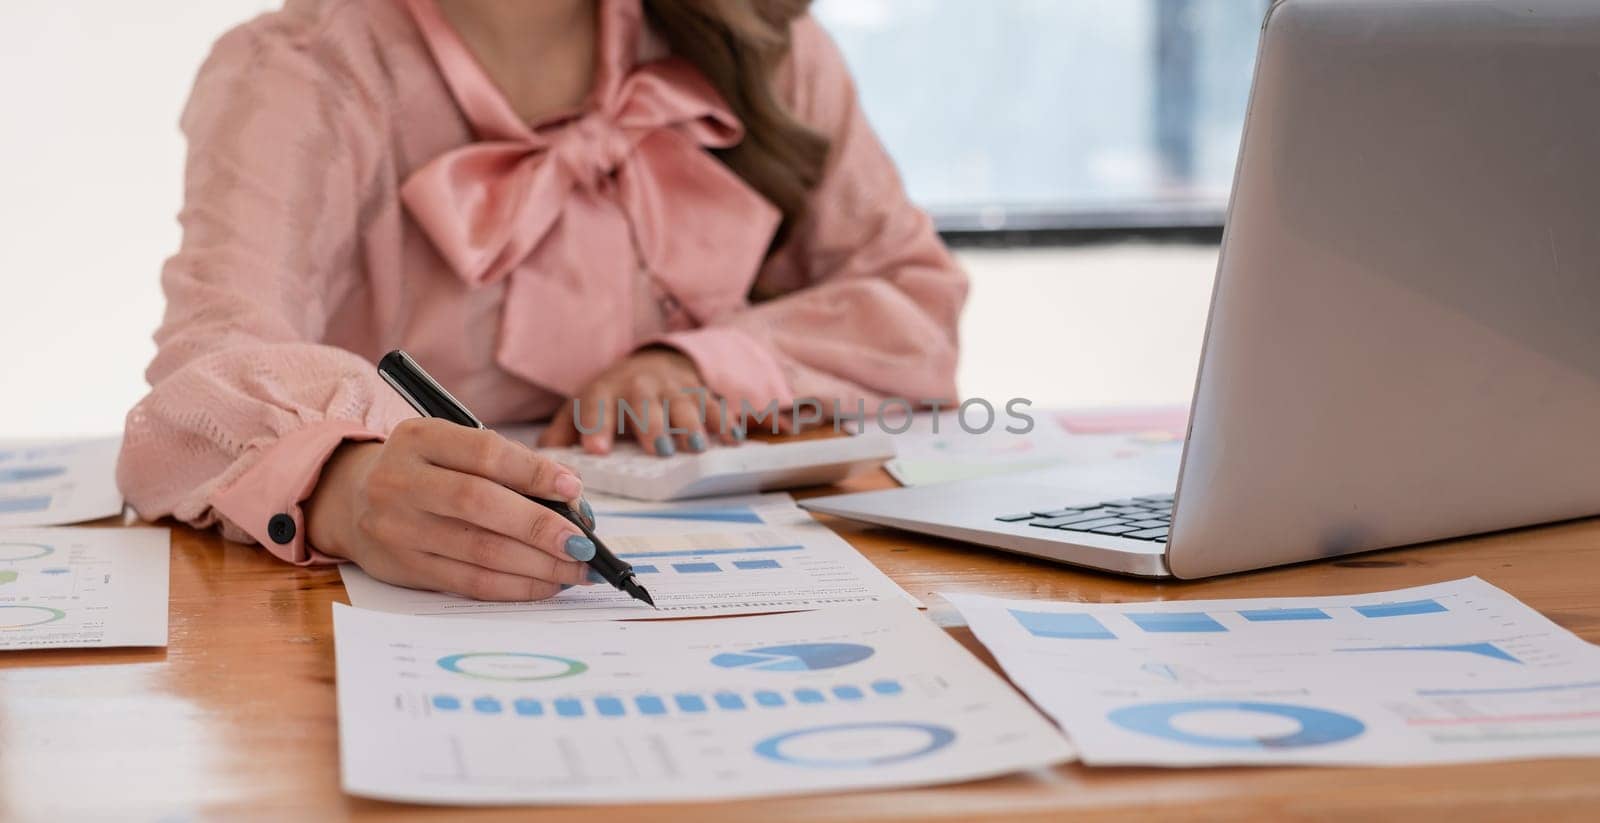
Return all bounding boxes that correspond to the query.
[208,420,386,566]
[657,326,794,411]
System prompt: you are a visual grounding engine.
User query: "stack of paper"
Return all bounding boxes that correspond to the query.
[341,493,917,623]
[949,578,1600,766]
[333,603,1072,804]
[1,437,168,652]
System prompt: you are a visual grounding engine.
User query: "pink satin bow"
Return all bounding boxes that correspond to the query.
[400,0,780,396]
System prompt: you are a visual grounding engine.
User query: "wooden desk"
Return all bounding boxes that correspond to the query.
[3,470,1598,821]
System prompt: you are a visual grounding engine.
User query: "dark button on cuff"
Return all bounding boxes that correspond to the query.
[267,513,297,545]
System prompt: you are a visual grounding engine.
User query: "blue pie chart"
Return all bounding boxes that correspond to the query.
[1108,700,1365,749]
[711,643,875,672]
[0,466,65,484]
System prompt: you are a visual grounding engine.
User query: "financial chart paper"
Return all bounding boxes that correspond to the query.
[332,603,1072,804]
[340,494,918,622]
[950,578,1600,766]
[0,436,124,527]
[0,527,169,650]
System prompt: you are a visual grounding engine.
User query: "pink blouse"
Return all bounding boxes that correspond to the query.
[117,0,967,564]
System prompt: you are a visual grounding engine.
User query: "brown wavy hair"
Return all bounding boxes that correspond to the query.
[643,0,831,242]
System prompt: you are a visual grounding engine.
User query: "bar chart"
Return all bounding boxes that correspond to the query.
[424,679,909,719]
[1008,596,1455,640]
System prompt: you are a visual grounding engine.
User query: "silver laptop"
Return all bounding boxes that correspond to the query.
[802,0,1600,579]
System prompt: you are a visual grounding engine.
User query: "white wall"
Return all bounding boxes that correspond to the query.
[0,2,1209,439]
[0,2,274,438]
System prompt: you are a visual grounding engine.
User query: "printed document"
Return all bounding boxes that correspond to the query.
[0,436,124,527]
[0,527,169,650]
[949,578,1600,766]
[333,602,1072,804]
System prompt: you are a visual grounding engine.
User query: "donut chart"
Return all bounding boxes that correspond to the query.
[1107,700,1365,749]
[0,543,53,562]
[754,722,956,768]
[0,605,68,630]
[436,652,588,681]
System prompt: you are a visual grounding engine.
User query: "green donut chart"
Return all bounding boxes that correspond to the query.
[436,652,588,681]
[0,605,67,629]
[0,543,54,562]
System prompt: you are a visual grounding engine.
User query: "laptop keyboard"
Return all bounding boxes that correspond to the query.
[996,493,1174,541]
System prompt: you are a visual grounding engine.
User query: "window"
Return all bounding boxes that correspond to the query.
[814,0,1271,233]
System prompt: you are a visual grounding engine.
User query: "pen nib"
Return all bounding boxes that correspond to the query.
[624,579,657,609]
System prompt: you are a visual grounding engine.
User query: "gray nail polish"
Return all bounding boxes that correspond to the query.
[732,425,747,442]
[564,534,596,562]
[588,568,606,584]
[688,432,708,453]
[654,435,676,457]
[579,498,596,529]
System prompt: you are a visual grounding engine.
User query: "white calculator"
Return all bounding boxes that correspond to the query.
[535,434,896,501]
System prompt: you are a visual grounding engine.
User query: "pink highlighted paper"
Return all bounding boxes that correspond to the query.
[1055,406,1190,440]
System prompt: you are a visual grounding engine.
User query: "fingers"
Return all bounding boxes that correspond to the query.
[667,390,709,453]
[399,419,583,506]
[367,507,591,586]
[537,402,579,448]
[624,387,677,457]
[408,551,567,602]
[407,463,593,564]
[576,387,617,455]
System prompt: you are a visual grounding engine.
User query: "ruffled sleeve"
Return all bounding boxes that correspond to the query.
[116,19,413,563]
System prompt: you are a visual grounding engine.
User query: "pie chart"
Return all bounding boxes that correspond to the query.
[711,643,875,672]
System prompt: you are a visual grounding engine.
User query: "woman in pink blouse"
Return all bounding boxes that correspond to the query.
[118,0,966,600]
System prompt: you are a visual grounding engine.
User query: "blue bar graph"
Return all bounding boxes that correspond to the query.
[1009,610,1116,640]
[0,496,50,514]
[733,559,782,570]
[425,678,907,720]
[1354,599,1448,618]
[632,565,659,574]
[602,506,764,524]
[1239,607,1331,622]
[794,688,825,704]
[1126,612,1228,633]
[616,545,805,560]
[673,562,720,574]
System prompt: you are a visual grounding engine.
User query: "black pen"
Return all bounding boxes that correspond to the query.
[376,349,656,608]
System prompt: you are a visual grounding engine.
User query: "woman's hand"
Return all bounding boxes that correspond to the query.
[306,419,598,601]
[539,348,742,456]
